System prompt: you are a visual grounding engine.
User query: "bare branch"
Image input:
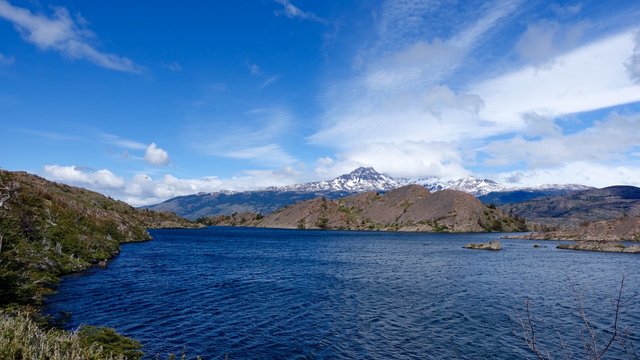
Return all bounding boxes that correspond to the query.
[572,283,599,358]
[596,274,626,359]
[517,297,551,360]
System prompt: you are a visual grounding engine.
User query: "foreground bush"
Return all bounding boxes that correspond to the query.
[0,312,142,360]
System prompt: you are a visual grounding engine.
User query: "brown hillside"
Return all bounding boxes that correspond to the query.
[0,170,196,307]
[257,185,526,232]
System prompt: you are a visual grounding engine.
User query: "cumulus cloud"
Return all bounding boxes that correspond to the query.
[42,164,303,206]
[43,165,125,189]
[273,0,327,24]
[315,141,470,179]
[144,143,170,166]
[0,0,141,72]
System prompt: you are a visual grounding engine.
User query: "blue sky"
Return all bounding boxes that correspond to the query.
[1,0,640,205]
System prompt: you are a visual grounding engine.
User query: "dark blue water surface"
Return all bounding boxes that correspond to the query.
[45,227,640,359]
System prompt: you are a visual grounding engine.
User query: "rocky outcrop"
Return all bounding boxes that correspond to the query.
[501,186,640,229]
[557,241,640,253]
[463,240,501,251]
[515,216,640,242]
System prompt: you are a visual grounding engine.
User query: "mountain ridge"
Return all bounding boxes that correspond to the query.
[147,167,594,219]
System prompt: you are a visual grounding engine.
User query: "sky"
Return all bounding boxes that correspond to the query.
[1,0,640,206]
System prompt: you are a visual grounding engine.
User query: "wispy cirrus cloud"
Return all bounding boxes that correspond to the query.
[309,0,640,189]
[100,133,147,150]
[310,0,521,178]
[0,0,141,72]
[186,107,298,166]
[273,0,327,24]
[0,52,14,65]
[246,61,280,89]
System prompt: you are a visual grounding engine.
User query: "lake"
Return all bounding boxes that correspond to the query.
[44,227,640,359]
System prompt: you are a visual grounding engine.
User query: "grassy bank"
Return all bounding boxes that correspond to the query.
[0,170,198,358]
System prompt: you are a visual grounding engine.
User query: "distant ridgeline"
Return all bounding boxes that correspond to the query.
[0,170,195,308]
[146,167,591,220]
[204,185,528,233]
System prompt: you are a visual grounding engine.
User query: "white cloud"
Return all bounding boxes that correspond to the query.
[0,1,141,72]
[43,164,304,206]
[550,3,582,17]
[481,112,640,168]
[144,143,170,166]
[521,112,561,138]
[43,165,125,189]
[273,0,327,24]
[248,62,261,76]
[162,61,181,72]
[515,20,589,67]
[497,161,640,188]
[315,141,470,179]
[626,31,640,83]
[0,52,14,65]
[310,1,520,178]
[101,133,147,150]
[473,30,640,125]
[258,75,280,89]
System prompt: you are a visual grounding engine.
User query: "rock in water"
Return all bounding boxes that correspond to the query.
[463,240,501,251]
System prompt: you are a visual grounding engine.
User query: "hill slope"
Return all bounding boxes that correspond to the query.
[501,186,640,229]
[0,170,195,307]
[522,216,640,241]
[256,185,527,232]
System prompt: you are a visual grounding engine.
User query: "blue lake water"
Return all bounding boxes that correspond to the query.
[44,227,640,359]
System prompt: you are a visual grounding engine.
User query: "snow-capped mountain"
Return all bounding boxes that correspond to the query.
[399,176,508,196]
[147,167,594,219]
[272,167,400,193]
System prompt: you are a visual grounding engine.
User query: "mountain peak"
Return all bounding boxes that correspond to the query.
[273,167,399,193]
[347,166,378,176]
[340,167,388,181]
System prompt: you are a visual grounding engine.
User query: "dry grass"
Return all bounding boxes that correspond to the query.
[0,312,132,360]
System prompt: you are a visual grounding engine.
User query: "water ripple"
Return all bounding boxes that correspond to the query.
[45,228,640,359]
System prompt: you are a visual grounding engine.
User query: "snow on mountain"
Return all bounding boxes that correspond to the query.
[513,183,593,191]
[398,176,508,196]
[270,168,591,197]
[272,167,400,193]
